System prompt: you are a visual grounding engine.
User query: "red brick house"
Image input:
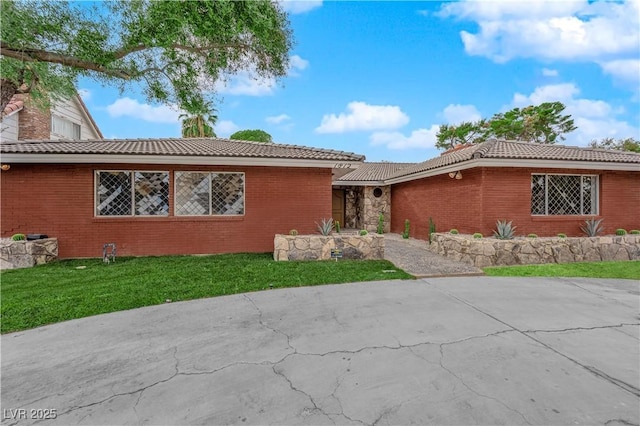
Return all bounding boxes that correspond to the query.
[334,140,640,239]
[0,138,363,258]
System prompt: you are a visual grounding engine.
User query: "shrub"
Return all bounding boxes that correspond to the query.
[289,229,298,236]
[359,229,368,236]
[11,233,26,241]
[428,217,436,244]
[493,220,516,240]
[580,218,603,237]
[377,213,384,234]
[527,233,538,238]
[449,229,459,235]
[557,233,567,238]
[615,229,627,236]
[631,230,640,235]
[335,221,341,234]
[402,219,410,239]
[473,233,483,239]
[316,218,334,236]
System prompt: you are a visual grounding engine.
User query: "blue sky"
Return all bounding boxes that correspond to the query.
[79,0,640,163]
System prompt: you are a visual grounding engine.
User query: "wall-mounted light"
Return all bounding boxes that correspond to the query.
[1,164,10,171]
[449,170,462,180]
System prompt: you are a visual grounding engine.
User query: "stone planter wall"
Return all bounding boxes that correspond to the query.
[274,234,384,261]
[428,233,640,268]
[0,238,58,270]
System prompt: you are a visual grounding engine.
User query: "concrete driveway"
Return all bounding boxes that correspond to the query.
[2,277,639,426]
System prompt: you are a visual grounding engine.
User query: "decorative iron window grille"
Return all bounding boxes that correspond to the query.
[175,172,245,216]
[96,171,169,216]
[531,174,598,216]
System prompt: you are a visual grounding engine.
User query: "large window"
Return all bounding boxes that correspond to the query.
[531,174,598,215]
[52,116,81,140]
[175,172,245,216]
[96,171,169,216]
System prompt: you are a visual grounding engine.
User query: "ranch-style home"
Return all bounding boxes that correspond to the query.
[0,138,363,258]
[333,139,640,240]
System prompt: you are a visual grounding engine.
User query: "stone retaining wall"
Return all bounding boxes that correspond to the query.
[274,234,384,261]
[428,233,640,267]
[0,238,58,270]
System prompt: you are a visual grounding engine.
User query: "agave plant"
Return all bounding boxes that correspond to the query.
[580,218,603,237]
[316,218,334,236]
[493,220,516,240]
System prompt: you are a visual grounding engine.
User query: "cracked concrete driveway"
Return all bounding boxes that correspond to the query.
[2,277,639,426]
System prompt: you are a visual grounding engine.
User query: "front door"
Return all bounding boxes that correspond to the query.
[332,189,345,227]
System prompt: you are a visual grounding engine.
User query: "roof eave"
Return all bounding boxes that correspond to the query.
[332,180,386,186]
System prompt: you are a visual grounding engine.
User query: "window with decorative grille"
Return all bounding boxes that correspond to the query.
[531,174,598,215]
[175,172,245,216]
[96,171,169,216]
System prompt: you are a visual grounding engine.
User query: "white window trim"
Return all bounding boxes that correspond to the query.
[95,170,170,217]
[174,171,246,217]
[531,173,599,216]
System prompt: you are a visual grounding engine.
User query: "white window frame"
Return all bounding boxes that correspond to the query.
[174,171,245,217]
[51,115,81,140]
[531,173,599,216]
[95,170,170,217]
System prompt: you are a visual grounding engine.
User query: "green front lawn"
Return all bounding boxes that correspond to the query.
[484,260,640,279]
[1,253,412,333]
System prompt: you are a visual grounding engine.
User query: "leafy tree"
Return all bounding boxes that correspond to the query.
[589,137,640,153]
[180,102,217,138]
[0,0,292,116]
[230,129,272,143]
[435,102,577,150]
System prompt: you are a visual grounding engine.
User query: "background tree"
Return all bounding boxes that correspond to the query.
[0,0,292,116]
[180,103,217,138]
[435,101,577,150]
[589,137,640,153]
[230,129,272,143]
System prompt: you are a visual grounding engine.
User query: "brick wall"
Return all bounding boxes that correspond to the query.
[391,167,640,239]
[0,164,332,258]
[16,95,51,140]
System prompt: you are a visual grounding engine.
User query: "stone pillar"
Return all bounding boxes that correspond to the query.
[344,187,363,229]
[363,186,391,233]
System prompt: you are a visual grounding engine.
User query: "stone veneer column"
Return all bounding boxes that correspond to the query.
[363,186,391,233]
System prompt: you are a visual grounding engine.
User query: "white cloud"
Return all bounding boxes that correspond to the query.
[600,59,640,85]
[315,101,410,133]
[508,83,639,145]
[279,0,322,14]
[438,0,639,86]
[370,126,439,150]
[78,88,91,101]
[442,104,482,123]
[215,72,277,97]
[215,120,240,137]
[266,114,291,124]
[288,55,309,77]
[542,68,559,77]
[105,97,180,124]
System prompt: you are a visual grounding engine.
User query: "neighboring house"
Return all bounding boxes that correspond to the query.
[0,138,363,258]
[334,139,640,238]
[1,94,103,142]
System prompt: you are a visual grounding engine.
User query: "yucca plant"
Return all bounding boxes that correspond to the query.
[580,218,604,237]
[316,218,334,236]
[493,220,516,240]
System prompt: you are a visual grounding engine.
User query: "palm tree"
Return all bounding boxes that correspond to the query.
[180,107,218,138]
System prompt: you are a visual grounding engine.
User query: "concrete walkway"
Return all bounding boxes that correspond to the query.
[384,233,483,277]
[2,277,639,425]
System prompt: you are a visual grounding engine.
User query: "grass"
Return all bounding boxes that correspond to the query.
[0,253,412,333]
[484,260,640,280]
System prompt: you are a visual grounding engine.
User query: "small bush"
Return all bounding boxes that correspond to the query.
[630,230,640,235]
[11,233,26,241]
[449,229,459,235]
[527,233,538,238]
[493,220,516,240]
[359,229,369,236]
[289,229,298,236]
[335,221,341,234]
[615,229,627,236]
[402,219,410,239]
[428,217,436,244]
[377,213,384,234]
[557,233,567,238]
[473,233,483,239]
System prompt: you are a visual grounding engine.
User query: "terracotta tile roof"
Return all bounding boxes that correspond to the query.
[2,96,24,117]
[334,162,416,182]
[388,139,640,180]
[0,137,365,162]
